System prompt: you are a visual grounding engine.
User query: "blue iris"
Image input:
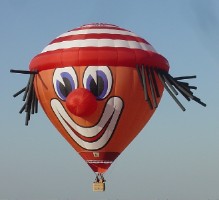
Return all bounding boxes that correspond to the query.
[86,70,108,100]
[56,72,75,100]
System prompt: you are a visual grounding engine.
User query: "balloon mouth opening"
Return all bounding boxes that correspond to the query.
[80,152,120,173]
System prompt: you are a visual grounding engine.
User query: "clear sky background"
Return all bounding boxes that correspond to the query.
[1,0,219,200]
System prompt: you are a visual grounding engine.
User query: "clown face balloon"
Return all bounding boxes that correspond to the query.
[29,23,170,173]
[12,23,206,177]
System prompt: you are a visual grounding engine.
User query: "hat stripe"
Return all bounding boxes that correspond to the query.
[50,33,149,45]
[59,29,138,37]
[41,39,156,53]
[58,28,138,38]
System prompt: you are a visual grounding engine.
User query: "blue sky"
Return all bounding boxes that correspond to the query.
[1,0,219,199]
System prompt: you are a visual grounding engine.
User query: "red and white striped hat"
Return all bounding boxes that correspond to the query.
[29,23,169,72]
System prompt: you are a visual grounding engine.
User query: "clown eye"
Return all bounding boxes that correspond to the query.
[53,67,78,100]
[83,66,112,100]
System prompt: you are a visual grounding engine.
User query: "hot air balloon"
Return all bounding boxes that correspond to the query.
[11,23,206,192]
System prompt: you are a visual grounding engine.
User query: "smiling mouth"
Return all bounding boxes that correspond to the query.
[60,110,114,143]
[51,96,124,150]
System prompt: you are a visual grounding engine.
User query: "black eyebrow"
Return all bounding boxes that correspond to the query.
[10,69,39,125]
[136,65,206,110]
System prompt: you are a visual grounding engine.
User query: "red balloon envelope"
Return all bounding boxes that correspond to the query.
[11,23,206,189]
[29,23,169,173]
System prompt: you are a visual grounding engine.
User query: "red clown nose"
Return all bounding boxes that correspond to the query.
[66,88,97,117]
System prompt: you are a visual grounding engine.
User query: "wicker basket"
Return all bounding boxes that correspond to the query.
[93,182,105,192]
